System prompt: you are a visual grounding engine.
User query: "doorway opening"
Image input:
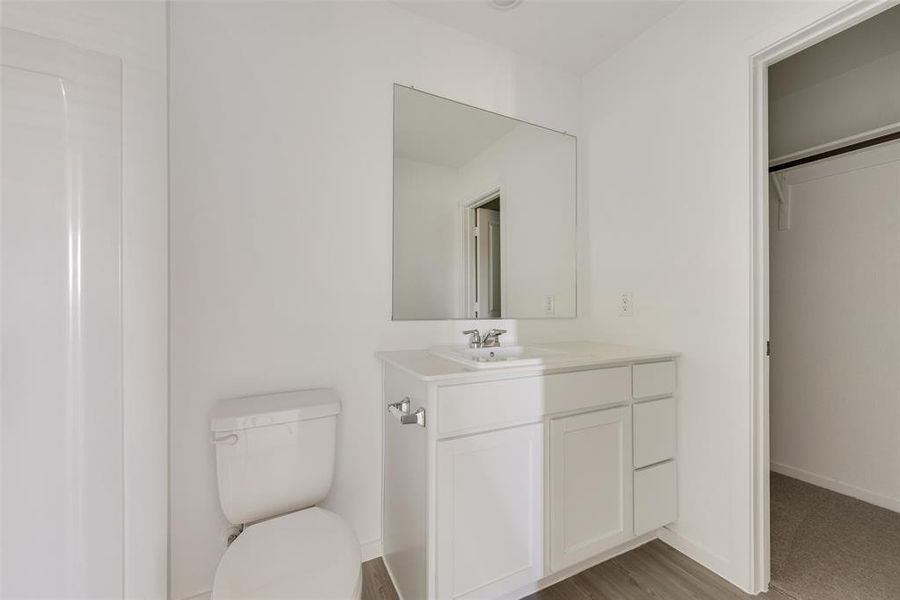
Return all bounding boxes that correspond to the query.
[751,2,900,597]
[465,192,502,318]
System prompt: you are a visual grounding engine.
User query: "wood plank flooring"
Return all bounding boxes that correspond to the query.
[361,539,790,600]
[361,557,400,600]
[526,540,790,600]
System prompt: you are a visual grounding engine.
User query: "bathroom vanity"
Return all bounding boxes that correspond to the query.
[377,342,679,600]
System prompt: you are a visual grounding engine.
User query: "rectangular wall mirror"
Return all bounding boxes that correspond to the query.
[392,85,577,320]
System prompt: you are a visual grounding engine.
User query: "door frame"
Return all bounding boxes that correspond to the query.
[748,0,899,592]
[461,188,502,318]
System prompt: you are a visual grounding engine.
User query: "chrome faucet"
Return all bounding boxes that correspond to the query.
[463,328,507,348]
[462,329,482,348]
[482,328,507,348]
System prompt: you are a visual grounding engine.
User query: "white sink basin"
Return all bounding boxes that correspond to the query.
[430,345,568,369]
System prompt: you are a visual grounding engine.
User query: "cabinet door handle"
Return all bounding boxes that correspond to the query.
[388,397,426,427]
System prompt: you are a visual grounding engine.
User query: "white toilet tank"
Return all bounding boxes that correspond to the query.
[210,389,341,525]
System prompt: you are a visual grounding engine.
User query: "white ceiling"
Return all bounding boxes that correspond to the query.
[394,0,683,76]
[394,86,518,167]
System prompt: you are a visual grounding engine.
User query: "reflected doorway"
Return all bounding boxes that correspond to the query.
[467,194,501,318]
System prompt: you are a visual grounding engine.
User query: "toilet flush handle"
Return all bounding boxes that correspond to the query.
[210,432,239,445]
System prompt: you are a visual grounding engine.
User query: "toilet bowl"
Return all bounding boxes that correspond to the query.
[209,389,361,599]
[212,508,361,600]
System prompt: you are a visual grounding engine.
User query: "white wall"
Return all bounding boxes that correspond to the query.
[580,0,847,590]
[1,2,169,598]
[168,2,584,598]
[393,158,461,319]
[770,142,900,512]
[769,5,900,159]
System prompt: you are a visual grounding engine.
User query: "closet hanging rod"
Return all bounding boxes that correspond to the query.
[770,130,900,173]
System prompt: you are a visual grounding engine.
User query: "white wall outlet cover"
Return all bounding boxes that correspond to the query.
[544,295,556,315]
[619,292,634,317]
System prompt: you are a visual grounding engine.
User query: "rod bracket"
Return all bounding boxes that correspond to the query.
[770,173,790,231]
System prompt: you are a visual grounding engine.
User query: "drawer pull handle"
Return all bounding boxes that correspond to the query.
[388,397,426,427]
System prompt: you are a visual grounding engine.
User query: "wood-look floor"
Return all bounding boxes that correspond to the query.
[361,540,790,600]
[361,557,400,600]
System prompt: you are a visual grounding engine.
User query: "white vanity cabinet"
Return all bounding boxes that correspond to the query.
[436,424,544,599]
[549,406,632,572]
[378,344,679,600]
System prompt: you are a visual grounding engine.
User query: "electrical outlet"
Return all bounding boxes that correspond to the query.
[544,295,556,315]
[619,292,634,317]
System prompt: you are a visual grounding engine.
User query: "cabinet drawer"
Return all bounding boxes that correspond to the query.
[633,397,676,468]
[634,460,677,535]
[437,367,630,434]
[632,360,676,399]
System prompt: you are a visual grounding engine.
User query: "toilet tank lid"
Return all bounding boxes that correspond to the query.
[210,389,341,432]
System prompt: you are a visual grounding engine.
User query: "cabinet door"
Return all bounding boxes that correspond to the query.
[436,424,543,599]
[550,406,633,572]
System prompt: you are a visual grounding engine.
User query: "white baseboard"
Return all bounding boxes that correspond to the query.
[360,538,383,562]
[657,527,743,591]
[179,591,211,600]
[771,462,900,514]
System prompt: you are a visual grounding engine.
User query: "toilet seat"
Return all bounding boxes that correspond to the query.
[212,507,361,600]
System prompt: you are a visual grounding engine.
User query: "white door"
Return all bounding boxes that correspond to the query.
[436,423,543,599]
[549,406,633,572]
[1,29,123,598]
[475,207,501,318]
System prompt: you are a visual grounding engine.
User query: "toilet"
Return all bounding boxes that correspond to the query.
[209,389,361,599]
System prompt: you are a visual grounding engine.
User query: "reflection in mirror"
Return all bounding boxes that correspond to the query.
[392,85,577,320]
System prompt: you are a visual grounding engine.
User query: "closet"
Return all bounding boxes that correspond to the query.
[766,6,900,599]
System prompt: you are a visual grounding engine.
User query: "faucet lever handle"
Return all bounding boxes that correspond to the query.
[482,328,507,347]
[462,329,482,348]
